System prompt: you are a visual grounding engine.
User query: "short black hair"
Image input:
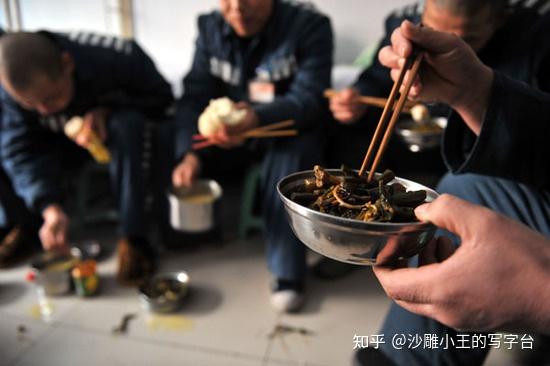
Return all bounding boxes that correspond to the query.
[0,32,63,91]
[432,0,508,16]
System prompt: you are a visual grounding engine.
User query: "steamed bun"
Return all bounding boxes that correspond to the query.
[411,104,430,123]
[198,97,247,137]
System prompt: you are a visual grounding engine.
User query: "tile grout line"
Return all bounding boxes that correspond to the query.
[48,319,270,364]
[5,298,84,366]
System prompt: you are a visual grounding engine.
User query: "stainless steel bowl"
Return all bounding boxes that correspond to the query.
[139,271,190,313]
[277,170,439,265]
[30,252,79,296]
[168,179,223,233]
[395,117,447,152]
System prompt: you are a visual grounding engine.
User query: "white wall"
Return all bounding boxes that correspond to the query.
[1,0,411,95]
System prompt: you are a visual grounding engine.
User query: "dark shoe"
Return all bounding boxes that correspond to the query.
[353,347,395,366]
[0,226,37,268]
[270,278,305,313]
[116,237,155,287]
[312,257,357,280]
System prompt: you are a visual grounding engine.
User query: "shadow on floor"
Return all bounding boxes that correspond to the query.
[0,281,27,306]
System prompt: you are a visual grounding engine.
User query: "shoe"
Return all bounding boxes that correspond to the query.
[270,278,305,313]
[0,226,37,268]
[116,237,156,287]
[353,347,395,366]
[312,257,357,280]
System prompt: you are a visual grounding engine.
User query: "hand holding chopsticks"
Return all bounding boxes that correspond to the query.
[359,45,424,181]
[192,120,297,150]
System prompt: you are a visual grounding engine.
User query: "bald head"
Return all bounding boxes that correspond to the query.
[0,32,64,91]
[424,0,508,52]
[0,32,74,115]
[432,0,508,16]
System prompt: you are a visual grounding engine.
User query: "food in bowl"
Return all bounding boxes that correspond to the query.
[143,278,184,302]
[289,165,427,223]
[139,272,190,313]
[180,192,216,205]
[410,104,431,123]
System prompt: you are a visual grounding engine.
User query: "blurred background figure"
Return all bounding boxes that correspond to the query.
[166,0,333,312]
[0,27,41,268]
[0,30,173,286]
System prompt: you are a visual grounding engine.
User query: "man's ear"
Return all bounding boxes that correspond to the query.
[60,52,74,76]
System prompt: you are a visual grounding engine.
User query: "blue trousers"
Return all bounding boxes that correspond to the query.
[0,168,38,231]
[261,130,323,281]
[104,109,148,239]
[156,121,323,282]
[379,173,550,366]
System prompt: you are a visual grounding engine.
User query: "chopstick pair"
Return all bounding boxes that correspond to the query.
[358,49,424,181]
[324,89,414,113]
[191,119,297,150]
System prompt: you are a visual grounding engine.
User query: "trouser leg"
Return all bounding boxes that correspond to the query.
[106,109,148,241]
[261,130,325,281]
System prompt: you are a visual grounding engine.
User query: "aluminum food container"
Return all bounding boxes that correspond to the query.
[30,252,79,296]
[168,179,222,233]
[277,170,439,266]
[395,117,447,152]
[139,271,190,313]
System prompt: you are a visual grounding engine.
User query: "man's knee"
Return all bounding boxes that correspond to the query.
[436,173,494,206]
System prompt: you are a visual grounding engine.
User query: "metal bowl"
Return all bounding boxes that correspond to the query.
[139,272,190,313]
[168,179,223,233]
[395,117,447,152]
[29,252,80,296]
[277,170,438,266]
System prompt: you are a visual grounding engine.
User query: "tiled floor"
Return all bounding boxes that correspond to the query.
[0,231,522,366]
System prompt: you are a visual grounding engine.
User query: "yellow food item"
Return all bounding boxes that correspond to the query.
[64,116,111,164]
[182,193,215,204]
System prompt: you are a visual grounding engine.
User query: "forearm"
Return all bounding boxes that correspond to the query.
[451,65,493,136]
[443,72,550,189]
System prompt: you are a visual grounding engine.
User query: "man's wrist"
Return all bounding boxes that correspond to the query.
[453,66,494,135]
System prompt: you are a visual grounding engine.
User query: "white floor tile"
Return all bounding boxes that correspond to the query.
[13,325,265,366]
[0,313,52,366]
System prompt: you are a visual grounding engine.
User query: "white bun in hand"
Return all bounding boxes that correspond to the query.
[197,97,247,137]
[64,116,84,138]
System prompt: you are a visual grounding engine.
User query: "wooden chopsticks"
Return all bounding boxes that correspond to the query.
[324,89,414,113]
[191,119,297,150]
[358,49,424,181]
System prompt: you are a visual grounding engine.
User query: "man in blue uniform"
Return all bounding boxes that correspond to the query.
[0,31,173,285]
[329,0,550,174]
[346,1,550,365]
[170,0,333,312]
[0,28,41,267]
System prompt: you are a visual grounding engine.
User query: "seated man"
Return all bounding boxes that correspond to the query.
[328,0,550,170]
[0,28,40,267]
[355,7,550,366]
[320,0,550,280]
[170,0,333,312]
[0,31,173,285]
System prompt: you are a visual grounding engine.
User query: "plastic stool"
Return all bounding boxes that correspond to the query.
[238,164,264,239]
